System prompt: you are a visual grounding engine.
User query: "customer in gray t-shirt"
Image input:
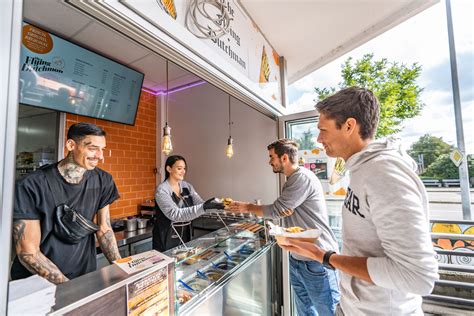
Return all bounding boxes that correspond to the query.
[229,139,340,316]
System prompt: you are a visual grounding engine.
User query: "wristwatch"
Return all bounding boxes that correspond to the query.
[323,250,336,270]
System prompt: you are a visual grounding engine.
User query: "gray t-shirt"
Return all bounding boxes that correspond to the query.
[262,167,338,259]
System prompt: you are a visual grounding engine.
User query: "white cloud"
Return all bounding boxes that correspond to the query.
[397,93,473,154]
[289,1,473,154]
[290,91,319,113]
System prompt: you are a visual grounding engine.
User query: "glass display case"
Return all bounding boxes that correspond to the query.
[164,219,277,315]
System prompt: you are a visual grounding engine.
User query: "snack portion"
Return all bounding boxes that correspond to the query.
[233,221,264,233]
[285,226,305,233]
[221,197,233,207]
[267,221,321,244]
[177,289,193,305]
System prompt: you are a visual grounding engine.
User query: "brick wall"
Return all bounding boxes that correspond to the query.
[65,91,157,219]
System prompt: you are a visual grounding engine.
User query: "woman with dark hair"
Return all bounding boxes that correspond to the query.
[153,155,223,251]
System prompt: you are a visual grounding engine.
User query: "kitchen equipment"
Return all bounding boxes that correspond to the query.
[137,218,149,229]
[125,217,137,231]
[111,219,124,232]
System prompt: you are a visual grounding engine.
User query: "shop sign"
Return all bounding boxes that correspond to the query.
[124,0,282,104]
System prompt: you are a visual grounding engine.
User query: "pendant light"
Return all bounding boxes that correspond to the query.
[226,95,234,158]
[162,60,173,155]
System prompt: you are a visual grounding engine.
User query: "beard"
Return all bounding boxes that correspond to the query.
[272,165,284,174]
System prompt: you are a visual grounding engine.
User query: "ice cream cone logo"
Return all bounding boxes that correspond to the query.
[158,0,177,19]
[259,46,270,84]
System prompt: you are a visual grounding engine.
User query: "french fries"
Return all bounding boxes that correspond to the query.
[285,226,305,233]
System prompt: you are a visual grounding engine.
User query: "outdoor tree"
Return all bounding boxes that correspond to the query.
[423,154,458,179]
[408,134,453,170]
[423,154,474,182]
[296,129,316,150]
[408,134,473,181]
[315,53,424,138]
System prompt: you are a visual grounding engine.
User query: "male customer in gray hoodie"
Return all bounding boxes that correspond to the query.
[279,87,438,315]
[229,139,340,316]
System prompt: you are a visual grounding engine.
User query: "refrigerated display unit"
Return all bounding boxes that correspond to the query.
[164,219,280,316]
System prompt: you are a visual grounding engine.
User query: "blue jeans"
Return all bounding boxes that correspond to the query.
[290,255,340,316]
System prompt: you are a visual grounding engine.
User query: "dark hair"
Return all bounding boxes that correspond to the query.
[267,139,299,164]
[315,86,380,140]
[164,155,187,179]
[67,122,106,143]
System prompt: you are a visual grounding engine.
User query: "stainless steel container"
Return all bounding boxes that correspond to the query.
[125,218,137,231]
[137,218,148,229]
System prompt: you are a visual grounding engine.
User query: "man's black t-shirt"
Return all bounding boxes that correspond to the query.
[11,163,120,280]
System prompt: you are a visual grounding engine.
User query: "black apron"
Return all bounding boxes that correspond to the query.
[152,188,194,252]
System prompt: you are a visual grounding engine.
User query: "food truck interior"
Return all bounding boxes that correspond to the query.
[3,0,470,315]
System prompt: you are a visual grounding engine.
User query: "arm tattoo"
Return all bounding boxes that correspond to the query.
[17,251,68,284]
[12,220,26,249]
[98,230,121,263]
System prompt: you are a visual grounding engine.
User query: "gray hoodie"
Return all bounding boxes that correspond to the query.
[340,138,438,315]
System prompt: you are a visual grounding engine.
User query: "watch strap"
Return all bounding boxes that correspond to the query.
[323,250,336,270]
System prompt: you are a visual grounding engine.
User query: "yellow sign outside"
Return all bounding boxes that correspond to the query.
[450,148,463,167]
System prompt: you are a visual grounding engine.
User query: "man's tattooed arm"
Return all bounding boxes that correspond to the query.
[12,220,68,284]
[96,206,121,263]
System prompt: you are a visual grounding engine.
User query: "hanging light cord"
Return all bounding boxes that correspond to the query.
[165,60,169,125]
[186,0,232,40]
[228,95,232,137]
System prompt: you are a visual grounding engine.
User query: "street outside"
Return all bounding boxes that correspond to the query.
[426,188,474,220]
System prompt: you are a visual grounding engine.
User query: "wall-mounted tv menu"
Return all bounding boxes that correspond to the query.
[19,22,144,125]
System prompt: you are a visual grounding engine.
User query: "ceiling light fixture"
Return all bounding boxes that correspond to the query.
[226,95,234,158]
[162,60,173,156]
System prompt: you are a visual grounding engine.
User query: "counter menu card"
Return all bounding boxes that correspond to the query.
[126,266,169,316]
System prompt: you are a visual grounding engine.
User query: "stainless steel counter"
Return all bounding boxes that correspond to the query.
[113,226,153,247]
[50,253,175,315]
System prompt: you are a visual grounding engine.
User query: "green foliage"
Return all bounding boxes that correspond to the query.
[314,53,424,138]
[296,129,316,150]
[409,135,474,180]
[423,154,459,179]
[408,134,453,169]
[423,153,474,180]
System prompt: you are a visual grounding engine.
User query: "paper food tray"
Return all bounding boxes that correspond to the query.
[266,221,321,243]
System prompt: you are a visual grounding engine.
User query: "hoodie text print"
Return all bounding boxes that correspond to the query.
[339,138,439,316]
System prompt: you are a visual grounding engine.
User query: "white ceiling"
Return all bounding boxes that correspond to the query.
[240,0,438,83]
[23,0,437,91]
[22,0,202,94]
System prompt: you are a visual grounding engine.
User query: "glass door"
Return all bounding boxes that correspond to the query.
[279,110,345,239]
[278,110,345,315]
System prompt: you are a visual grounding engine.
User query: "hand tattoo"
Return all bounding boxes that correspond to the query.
[17,251,68,284]
[98,230,121,263]
[58,154,87,184]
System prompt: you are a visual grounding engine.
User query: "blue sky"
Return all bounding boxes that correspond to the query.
[288,0,473,154]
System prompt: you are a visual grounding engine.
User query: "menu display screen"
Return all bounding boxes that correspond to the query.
[19,22,144,125]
